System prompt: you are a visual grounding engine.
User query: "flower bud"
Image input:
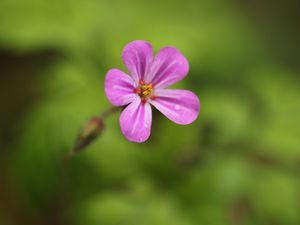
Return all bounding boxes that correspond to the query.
[70,116,105,155]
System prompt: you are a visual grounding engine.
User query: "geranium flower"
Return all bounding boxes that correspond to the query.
[105,40,200,142]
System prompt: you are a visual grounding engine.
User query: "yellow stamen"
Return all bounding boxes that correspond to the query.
[140,84,153,97]
[135,81,154,103]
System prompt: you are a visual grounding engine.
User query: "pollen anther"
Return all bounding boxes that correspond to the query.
[135,80,154,103]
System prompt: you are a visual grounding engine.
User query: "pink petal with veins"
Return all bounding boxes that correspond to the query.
[120,98,152,142]
[151,89,200,124]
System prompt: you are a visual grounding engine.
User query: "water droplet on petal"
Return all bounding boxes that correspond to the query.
[174,104,181,110]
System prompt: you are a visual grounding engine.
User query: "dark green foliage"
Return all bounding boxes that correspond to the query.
[0,0,299,225]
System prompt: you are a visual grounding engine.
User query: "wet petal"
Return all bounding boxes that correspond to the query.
[104,69,137,106]
[146,47,189,89]
[151,89,200,124]
[120,98,152,142]
[122,40,154,83]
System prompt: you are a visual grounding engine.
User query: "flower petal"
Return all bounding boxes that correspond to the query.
[151,89,200,124]
[104,69,137,106]
[120,98,152,142]
[146,47,189,89]
[122,40,154,83]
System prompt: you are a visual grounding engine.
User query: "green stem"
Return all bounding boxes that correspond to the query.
[100,106,120,119]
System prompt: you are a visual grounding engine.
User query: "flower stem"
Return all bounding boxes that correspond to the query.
[100,105,120,119]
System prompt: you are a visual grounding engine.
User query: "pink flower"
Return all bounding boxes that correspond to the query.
[105,40,200,143]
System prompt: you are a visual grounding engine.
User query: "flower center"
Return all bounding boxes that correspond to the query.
[134,80,156,103]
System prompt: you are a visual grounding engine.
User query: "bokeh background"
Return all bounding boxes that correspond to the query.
[1,0,300,225]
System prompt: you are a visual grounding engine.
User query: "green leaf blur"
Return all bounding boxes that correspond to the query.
[0,0,299,225]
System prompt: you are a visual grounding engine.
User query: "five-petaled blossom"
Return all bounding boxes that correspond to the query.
[104,40,200,142]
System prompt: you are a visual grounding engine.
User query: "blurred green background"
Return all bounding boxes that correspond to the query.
[0,0,300,225]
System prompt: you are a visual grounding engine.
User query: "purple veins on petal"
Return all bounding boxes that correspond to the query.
[122,40,154,84]
[146,47,189,89]
[150,89,200,125]
[104,69,137,106]
[120,98,152,143]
